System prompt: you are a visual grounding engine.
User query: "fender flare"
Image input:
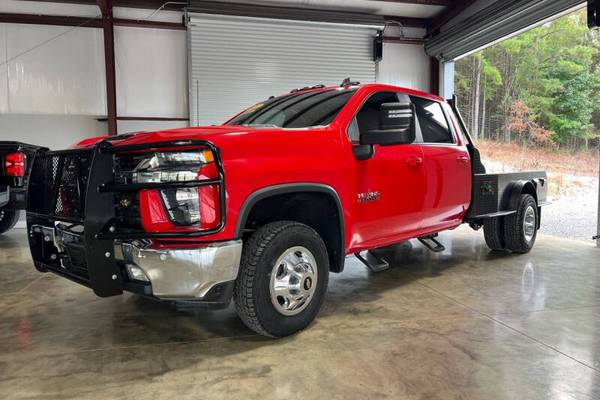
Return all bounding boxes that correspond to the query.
[502,180,538,211]
[235,183,346,272]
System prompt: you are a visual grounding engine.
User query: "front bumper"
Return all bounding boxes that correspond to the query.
[30,222,242,304]
[26,139,232,306]
[116,240,242,300]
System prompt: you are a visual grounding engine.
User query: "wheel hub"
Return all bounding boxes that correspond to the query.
[269,246,318,316]
[523,206,536,242]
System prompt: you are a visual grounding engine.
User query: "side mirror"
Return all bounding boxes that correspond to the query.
[360,102,415,146]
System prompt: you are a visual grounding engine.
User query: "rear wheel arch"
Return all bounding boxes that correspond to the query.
[235,184,346,273]
[504,180,538,211]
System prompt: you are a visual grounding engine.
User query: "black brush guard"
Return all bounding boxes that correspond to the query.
[26,139,226,297]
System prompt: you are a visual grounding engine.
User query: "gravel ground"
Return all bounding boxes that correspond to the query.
[485,160,599,243]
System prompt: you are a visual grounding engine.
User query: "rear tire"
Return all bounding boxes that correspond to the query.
[503,194,538,254]
[0,208,19,235]
[234,221,329,338]
[483,216,505,251]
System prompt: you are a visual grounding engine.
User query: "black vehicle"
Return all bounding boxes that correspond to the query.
[0,142,39,234]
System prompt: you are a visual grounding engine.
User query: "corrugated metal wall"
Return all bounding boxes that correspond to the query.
[187,13,379,126]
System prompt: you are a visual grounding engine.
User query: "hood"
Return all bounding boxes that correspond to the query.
[69,125,335,167]
[70,125,276,149]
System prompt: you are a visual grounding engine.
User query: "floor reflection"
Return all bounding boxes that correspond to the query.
[1,227,600,399]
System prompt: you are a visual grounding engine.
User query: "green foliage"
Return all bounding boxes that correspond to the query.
[481,57,502,100]
[455,9,600,149]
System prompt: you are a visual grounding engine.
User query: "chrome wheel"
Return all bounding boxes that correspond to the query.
[269,246,318,316]
[523,206,536,242]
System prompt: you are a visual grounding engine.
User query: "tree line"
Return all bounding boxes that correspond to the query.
[455,9,600,151]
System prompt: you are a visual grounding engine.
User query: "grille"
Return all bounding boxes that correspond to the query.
[56,225,89,279]
[114,152,149,184]
[28,150,93,220]
[115,192,142,229]
[113,153,145,229]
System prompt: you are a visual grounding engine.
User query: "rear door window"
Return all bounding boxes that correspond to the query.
[349,91,412,143]
[410,96,454,144]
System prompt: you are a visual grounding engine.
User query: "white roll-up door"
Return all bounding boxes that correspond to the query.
[188,13,379,126]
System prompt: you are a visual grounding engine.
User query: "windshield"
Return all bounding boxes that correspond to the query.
[225,88,357,128]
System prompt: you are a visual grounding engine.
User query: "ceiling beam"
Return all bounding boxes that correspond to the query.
[0,13,185,30]
[18,0,186,11]
[189,1,385,26]
[113,18,185,29]
[0,13,103,28]
[384,15,431,28]
[372,0,453,6]
[16,0,440,27]
[383,36,425,44]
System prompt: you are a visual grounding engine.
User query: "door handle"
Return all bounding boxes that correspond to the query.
[457,155,470,164]
[406,156,423,167]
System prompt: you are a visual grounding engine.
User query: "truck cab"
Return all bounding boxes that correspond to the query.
[21,83,547,338]
[341,86,472,250]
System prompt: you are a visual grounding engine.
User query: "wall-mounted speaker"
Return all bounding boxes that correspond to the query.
[373,30,383,62]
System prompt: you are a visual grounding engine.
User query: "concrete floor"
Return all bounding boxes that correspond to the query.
[1,227,600,400]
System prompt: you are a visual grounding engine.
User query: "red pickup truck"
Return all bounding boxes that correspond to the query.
[24,82,547,337]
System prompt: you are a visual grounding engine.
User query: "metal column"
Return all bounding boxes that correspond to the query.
[439,61,455,100]
[98,0,117,136]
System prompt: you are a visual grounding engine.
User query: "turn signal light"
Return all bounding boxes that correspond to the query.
[4,152,25,177]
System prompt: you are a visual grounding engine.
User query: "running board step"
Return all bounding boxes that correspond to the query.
[418,235,445,253]
[354,251,390,272]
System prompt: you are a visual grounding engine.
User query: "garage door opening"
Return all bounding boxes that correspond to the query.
[454,8,599,242]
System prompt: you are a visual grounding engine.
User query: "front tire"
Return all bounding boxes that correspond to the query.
[0,208,19,235]
[503,194,538,253]
[234,221,329,338]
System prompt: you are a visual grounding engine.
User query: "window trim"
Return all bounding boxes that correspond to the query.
[441,102,468,146]
[344,90,411,145]
[410,95,457,146]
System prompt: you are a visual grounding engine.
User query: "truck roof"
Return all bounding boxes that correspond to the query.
[288,83,445,103]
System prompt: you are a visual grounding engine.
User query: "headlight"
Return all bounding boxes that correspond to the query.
[132,150,215,183]
[160,188,201,226]
[117,149,221,229]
